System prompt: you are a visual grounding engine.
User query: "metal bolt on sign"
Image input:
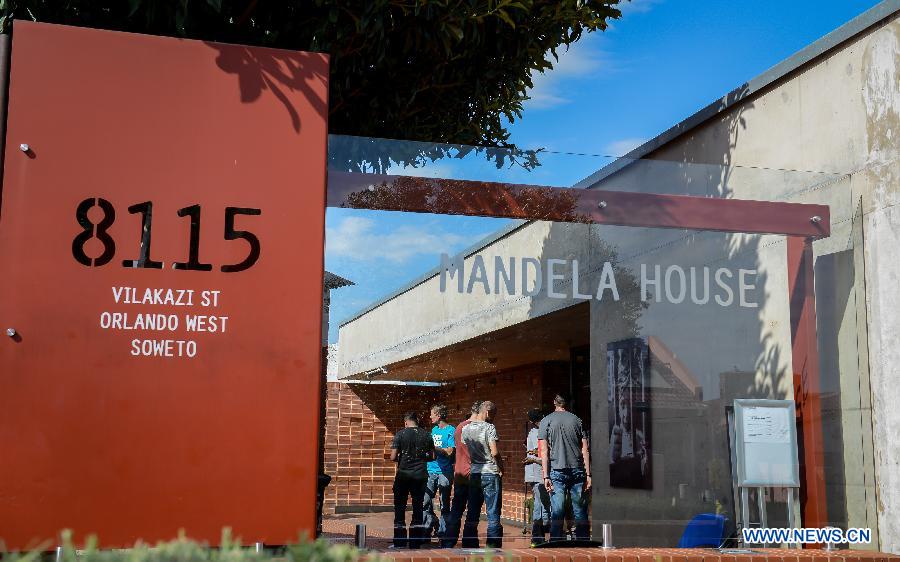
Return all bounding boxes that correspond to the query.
[19,143,29,153]
[6,328,15,337]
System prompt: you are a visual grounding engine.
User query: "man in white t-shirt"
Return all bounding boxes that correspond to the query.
[461,400,504,548]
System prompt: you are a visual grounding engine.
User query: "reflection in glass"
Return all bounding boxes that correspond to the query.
[318,135,870,550]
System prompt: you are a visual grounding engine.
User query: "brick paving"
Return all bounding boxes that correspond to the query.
[323,511,535,549]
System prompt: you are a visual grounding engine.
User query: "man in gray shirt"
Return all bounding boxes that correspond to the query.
[538,394,591,541]
[461,400,504,547]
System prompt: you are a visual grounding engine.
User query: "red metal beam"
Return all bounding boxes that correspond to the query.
[328,172,831,238]
[788,236,829,541]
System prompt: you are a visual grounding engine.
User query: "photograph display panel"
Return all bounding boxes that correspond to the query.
[608,337,651,490]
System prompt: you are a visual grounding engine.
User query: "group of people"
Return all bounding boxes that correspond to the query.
[389,394,592,549]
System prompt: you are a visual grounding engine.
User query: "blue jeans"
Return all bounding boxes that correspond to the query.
[423,471,452,538]
[549,468,589,541]
[530,481,551,544]
[468,472,503,548]
[442,476,482,548]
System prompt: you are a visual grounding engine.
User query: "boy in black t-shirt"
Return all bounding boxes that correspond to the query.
[390,412,435,548]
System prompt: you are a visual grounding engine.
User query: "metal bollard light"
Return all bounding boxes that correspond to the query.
[355,524,367,549]
[254,542,264,554]
[601,523,614,549]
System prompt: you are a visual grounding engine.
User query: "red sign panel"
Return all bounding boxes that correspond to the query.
[0,22,329,549]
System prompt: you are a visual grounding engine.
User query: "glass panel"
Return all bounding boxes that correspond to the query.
[319,135,870,550]
[327,134,845,197]
[809,180,877,548]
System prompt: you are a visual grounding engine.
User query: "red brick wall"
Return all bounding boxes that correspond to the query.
[323,381,440,514]
[323,362,549,523]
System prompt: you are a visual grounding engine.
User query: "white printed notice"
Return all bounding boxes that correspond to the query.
[99,287,229,358]
[743,406,791,444]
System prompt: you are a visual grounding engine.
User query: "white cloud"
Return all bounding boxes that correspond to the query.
[546,43,606,77]
[525,0,661,110]
[526,88,569,110]
[617,0,662,14]
[526,40,608,110]
[390,163,455,179]
[605,137,647,156]
[326,216,472,264]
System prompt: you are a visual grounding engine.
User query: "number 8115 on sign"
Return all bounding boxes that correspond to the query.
[72,198,261,272]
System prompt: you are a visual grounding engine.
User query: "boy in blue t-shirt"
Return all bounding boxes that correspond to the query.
[423,404,455,540]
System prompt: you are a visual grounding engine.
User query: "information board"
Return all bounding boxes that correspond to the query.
[0,22,329,548]
[734,399,800,487]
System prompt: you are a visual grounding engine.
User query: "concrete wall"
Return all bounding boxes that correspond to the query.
[857,18,900,554]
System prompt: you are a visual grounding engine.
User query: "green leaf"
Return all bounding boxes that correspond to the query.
[445,22,464,41]
[495,9,516,29]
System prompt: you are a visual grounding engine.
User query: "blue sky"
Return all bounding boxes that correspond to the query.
[508,0,884,157]
[324,0,883,343]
